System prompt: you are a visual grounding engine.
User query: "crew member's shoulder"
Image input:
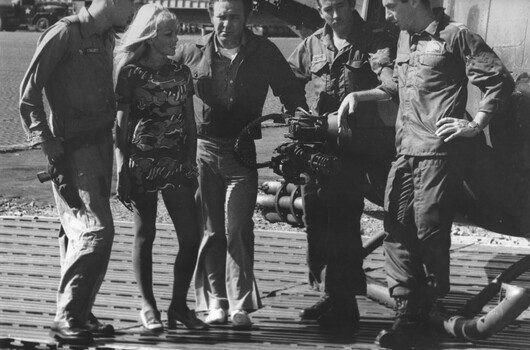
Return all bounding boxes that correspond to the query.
[438,15,471,39]
[175,41,201,54]
[296,27,326,49]
[36,18,74,45]
[58,14,81,26]
[306,27,326,42]
[173,41,202,63]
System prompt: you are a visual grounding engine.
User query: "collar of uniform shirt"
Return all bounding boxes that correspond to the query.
[213,30,248,56]
[409,11,449,39]
[408,17,438,47]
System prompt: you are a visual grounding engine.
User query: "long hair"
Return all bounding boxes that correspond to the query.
[114,4,177,85]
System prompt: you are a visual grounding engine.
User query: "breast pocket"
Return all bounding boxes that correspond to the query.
[192,68,211,101]
[310,59,328,76]
[395,54,409,88]
[418,53,457,88]
[419,53,447,68]
[310,59,329,92]
[67,48,113,113]
[344,59,377,91]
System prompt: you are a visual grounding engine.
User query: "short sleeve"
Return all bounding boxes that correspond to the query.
[184,65,194,97]
[115,65,134,104]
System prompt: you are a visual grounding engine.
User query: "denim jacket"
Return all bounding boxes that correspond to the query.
[173,30,307,139]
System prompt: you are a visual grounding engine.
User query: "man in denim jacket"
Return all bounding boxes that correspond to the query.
[173,0,307,329]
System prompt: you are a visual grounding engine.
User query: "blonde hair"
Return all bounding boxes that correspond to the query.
[114,4,178,84]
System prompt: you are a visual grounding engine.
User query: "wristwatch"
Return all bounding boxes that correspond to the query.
[468,121,481,131]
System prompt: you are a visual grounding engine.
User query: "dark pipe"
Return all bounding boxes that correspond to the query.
[458,254,530,317]
[263,212,301,226]
[430,283,530,340]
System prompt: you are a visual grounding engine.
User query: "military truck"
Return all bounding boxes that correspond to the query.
[0,0,71,32]
[0,0,20,30]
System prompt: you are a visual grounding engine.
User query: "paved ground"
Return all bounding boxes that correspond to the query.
[1,216,530,350]
[0,32,37,152]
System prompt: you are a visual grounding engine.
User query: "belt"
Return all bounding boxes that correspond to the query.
[63,123,113,150]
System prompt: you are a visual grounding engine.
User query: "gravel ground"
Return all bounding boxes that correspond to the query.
[2,194,529,248]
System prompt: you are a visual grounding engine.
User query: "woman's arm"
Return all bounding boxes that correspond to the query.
[115,103,132,202]
[184,97,197,170]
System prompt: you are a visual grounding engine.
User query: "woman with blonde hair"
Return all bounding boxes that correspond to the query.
[114,4,207,331]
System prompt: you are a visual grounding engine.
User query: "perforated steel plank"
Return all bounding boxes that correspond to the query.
[2,216,530,349]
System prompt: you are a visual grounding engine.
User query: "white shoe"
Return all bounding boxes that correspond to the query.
[231,310,252,329]
[205,308,228,325]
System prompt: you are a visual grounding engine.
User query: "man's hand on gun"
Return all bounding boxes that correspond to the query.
[337,92,359,145]
[38,139,83,210]
[41,138,65,165]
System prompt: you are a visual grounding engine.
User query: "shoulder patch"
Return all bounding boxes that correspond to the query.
[311,54,326,63]
[60,15,80,26]
[425,40,444,54]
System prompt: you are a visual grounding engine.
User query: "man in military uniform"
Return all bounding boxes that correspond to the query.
[19,0,136,344]
[288,0,396,330]
[337,0,514,346]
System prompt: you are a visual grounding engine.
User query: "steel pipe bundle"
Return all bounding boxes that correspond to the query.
[257,181,304,227]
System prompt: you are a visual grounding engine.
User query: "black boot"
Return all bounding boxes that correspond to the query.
[317,297,360,331]
[375,297,424,349]
[85,313,115,337]
[50,320,93,345]
[299,295,331,320]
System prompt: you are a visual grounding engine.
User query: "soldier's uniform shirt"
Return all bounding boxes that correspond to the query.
[379,14,514,156]
[20,7,116,145]
[289,10,395,115]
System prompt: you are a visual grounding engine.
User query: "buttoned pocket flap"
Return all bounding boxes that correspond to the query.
[310,59,328,74]
[345,60,366,70]
[419,54,445,67]
[396,54,409,64]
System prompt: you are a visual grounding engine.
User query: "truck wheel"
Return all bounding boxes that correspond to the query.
[35,17,50,32]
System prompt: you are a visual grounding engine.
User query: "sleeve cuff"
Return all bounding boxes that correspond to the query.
[28,128,54,146]
[478,98,505,115]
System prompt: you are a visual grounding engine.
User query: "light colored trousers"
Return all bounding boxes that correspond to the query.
[54,139,114,324]
[194,137,262,313]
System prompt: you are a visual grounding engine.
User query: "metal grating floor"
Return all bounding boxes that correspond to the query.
[1,216,530,349]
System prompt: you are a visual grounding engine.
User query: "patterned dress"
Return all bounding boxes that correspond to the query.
[116,60,194,194]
